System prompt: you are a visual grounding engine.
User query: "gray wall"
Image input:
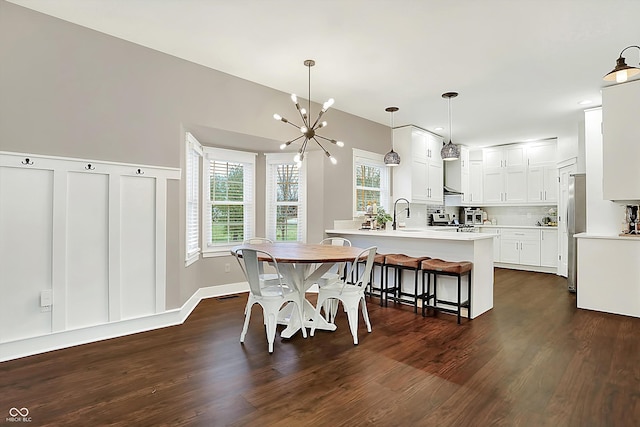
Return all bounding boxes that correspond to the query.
[0,1,390,308]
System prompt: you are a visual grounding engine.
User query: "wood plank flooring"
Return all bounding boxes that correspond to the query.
[2,268,639,426]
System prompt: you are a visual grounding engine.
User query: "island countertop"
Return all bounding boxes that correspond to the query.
[324,228,495,241]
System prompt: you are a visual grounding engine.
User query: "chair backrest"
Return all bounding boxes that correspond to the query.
[235,248,285,297]
[345,246,377,290]
[319,237,351,246]
[243,237,273,244]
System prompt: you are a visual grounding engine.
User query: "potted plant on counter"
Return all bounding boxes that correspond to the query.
[375,207,393,230]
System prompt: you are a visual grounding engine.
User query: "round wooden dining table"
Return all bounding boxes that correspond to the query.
[231,242,367,338]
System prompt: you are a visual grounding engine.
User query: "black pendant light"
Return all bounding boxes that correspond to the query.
[440,92,460,161]
[384,106,400,166]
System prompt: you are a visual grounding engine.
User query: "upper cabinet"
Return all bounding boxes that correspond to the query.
[392,126,444,204]
[482,140,557,206]
[445,147,485,205]
[483,145,527,203]
[602,80,640,201]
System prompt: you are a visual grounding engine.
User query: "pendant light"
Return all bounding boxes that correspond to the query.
[440,92,461,161]
[384,106,401,166]
[603,45,640,83]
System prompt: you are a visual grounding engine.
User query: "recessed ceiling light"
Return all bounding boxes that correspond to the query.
[434,126,444,131]
[578,100,592,105]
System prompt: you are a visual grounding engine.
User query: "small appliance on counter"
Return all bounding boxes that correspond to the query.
[622,205,640,235]
[464,208,484,225]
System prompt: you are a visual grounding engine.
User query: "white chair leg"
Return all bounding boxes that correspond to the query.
[240,302,253,343]
[346,301,360,345]
[265,310,277,354]
[360,295,372,333]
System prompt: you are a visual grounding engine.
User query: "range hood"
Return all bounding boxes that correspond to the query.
[444,185,463,195]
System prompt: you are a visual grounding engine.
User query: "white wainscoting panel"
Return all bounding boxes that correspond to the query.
[0,166,54,342]
[120,176,157,319]
[66,171,110,329]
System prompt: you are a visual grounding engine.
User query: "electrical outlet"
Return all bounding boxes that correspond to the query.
[41,305,51,312]
[224,263,230,273]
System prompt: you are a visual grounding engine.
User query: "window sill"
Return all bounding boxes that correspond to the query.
[203,247,236,258]
[185,251,200,267]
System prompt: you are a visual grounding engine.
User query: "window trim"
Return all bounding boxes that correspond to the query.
[202,146,257,257]
[185,132,203,267]
[265,153,307,243]
[352,148,390,216]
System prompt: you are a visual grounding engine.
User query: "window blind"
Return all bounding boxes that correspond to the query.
[203,147,256,251]
[185,133,203,265]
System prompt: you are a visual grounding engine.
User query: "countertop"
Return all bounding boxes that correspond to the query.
[476,225,558,229]
[325,228,494,241]
[575,232,640,241]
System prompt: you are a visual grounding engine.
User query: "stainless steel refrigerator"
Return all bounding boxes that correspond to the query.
[567,173,586,292]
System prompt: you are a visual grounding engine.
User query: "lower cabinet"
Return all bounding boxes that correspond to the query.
[540,229,559,267]
[480,227,501,262]
[500,229,541,266]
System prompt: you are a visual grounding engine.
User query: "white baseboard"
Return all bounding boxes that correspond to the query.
[495,263,558,275]
[0,282,249,363]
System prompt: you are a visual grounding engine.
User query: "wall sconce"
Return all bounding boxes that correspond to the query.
[603,45,640,83]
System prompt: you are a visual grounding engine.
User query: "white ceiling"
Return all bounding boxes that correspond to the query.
[8,0,640,148]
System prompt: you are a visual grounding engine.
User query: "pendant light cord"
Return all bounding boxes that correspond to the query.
[448,96,452,143]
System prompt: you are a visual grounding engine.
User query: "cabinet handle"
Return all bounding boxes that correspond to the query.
[520,242,523,250]
[544,190,547,200]
[540,191,542,199]
[515,242,518,250]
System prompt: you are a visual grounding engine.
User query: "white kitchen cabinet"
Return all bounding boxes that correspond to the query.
[526,141,556,166]
[483,145,527,204]
[393,126,444,204]
[468,159,483,204]
[602,80,640,201]
[540,228,558,267]
[444,146,469,201]
[528,165,558,203]
[500,228,541,266]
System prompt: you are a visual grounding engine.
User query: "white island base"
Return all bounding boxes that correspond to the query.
[325,229,495,319]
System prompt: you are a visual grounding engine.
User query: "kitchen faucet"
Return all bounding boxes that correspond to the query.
[392,198,411,230]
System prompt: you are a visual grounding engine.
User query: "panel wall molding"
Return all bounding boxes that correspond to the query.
[0,151,180,346]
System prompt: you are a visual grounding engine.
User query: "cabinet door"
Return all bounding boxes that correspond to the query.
[519,239,541,266]
[527,166,544,202]
[411,158,428,202]
[425,133,442,161]
[540,229,558,267]
[527,143,556,166]
[428,161,443,202]
[505,167,527,202]
[412,130,428,160]
[504,145,526,168]
[483,148,503,169]
[500,238,520,263]
[483,170,503,203]
[469,160,483,203]
[542,166,558,202]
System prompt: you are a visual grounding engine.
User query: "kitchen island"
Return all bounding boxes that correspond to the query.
[325,228,495,319]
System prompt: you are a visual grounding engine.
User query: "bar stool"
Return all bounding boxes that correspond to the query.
[420,258,473,324]
[356,253,391,306]
[383,254,429,313]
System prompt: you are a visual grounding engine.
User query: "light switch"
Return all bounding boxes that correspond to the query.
[40,290,52,307]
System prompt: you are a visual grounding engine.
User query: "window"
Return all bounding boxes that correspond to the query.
[185,132,203,266]
[353,149,390,215]
[265,153,306,242]
[203,147,256,256]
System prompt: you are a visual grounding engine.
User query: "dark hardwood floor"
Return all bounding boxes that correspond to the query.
[2,269,639,426]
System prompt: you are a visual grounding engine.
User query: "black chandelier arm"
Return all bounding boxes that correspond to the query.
[310,109,326,129]
[313,137,332,158]
[619,45,640,59]
[293,102,309,126]
[299,138,310,156]
[279,118,304,131]
[315,135,339,145]
[284,134,306,146]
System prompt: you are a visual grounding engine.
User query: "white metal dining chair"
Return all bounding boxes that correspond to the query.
[243,237,280,285]
[317,237,352,322]
[311,246,377,345]
[235,247,307,353]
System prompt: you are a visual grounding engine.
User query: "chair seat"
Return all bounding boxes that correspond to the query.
[385,254,429,269]
[421,258,472,275]
[260,284,295,298]
[318,272,341,286]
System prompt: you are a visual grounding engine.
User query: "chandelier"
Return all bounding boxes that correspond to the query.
[440,92,461,161]
[274,60,344,164]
